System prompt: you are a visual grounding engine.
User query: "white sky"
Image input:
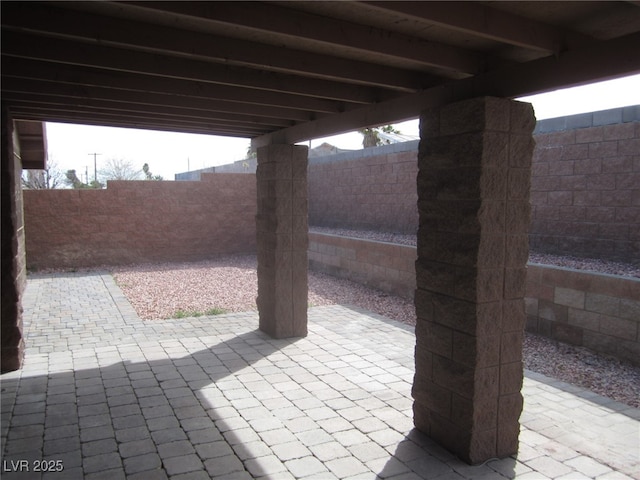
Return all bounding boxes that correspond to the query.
[44,74,640,181]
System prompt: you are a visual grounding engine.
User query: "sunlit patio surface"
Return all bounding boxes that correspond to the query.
[1,272,638,479]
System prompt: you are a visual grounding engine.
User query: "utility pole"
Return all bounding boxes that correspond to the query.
[88,153,101,183]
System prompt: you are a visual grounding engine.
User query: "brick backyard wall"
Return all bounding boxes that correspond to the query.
[530,106,639,261]
[307,107,639,262]
[308,141,419,235]
[23,173,256,269]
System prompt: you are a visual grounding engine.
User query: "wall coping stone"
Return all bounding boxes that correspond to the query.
[528,262,640,283]
[309,231,416,250]
[534,105,640,134]
[174,166,216,181]
[309,140,420,165]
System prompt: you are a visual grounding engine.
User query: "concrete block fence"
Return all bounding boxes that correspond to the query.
[306,106,639,262]
[308,143,419,235]
[23,173,256,269]
[309,232,640,366]
[530,106,640,261]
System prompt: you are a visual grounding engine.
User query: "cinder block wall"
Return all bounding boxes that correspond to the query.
[308,231,416,299]
[308,141,419,235]
[23,173,256,269]
[526,264,640,365]
[307,107,639,262]
[530,106,639,261]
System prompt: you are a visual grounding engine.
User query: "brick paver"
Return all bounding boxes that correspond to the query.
[0,272,638,479]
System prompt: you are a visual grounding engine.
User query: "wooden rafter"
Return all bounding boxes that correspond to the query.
[2,2,428,92]
[1,0,638,143]
[118,1,486,76]
[362,1,591,53]
[1,32,389,104]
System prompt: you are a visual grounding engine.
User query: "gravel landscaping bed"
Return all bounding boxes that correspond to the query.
[111,254,640,409]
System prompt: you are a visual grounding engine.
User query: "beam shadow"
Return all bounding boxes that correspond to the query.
[1,319,515,479]
[1,329,295,478]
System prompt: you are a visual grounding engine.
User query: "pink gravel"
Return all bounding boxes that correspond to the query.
[524,334,640,409]
[112,255,259,318]
[111,255,415,323]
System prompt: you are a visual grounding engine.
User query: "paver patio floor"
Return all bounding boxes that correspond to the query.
[1,272,638,479]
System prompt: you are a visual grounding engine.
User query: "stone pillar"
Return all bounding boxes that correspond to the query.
[1,106,27,372]
[256,144,308,338]
[412,97,535,464]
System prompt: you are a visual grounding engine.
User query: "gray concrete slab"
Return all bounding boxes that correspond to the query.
[1,272,638,479]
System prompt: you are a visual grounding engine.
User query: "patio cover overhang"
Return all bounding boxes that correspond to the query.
[1,1,639,148]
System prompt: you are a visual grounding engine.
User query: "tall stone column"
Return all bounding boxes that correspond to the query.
[413,97,535,464]
[1,106,27,372]
[256,144,308,338]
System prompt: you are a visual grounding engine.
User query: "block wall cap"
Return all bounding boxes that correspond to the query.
[534,105,639,134]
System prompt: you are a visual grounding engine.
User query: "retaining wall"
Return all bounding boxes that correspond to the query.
[23,173,256,269]
[308,231,416,299]
[525,264,640,365]
[309,232,640,365]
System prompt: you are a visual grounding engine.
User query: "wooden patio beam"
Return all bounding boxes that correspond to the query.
[252,32,640,148]
[364,1,591,53]
[122,1,485,75]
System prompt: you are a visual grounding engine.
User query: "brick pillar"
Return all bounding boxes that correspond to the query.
[413,97,535,464]
[256,144,308,338]
[1,106,26,372]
